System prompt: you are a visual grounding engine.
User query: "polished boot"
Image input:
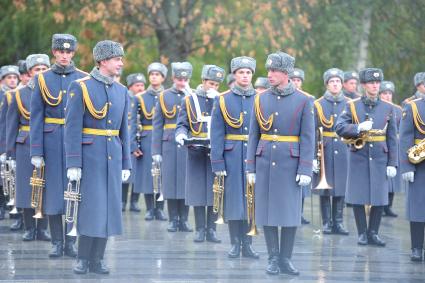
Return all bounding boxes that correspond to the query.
[411,248,423,262]
[89,238,109,274]
[194,206,206,242]
[0,205,5,220]
[154,199,167,221]
[227,220,241,258]
[206,206,221,243]
[368,206,385,247]
[144,194,155,221]
[122,183,129,211]
[383,193,397,217]
[280,227,299,275]
[49,241,63,258]
[64,236,78,258]
[130,190,141,212]
[168,217,179,232]
[74,235,93,274]
[206,228,221,243]
[49,215,63,256]
[22,228,36,241]
[10,212,23,231]
[410,222,424,262]
[178,201,193,232]
[320,196,332,234]
[264,226,280,275]
[241,220,259,259]
[332,197,349,235]
[36,217,51,241]
[167,200,179,232]
[194,228,206,243]
[358,233,368,245]
[353,205,368,245]
[22,208,36,241]
[74,259,89,274]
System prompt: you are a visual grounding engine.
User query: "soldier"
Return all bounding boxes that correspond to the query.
[246,52,315,275]
[336,68,398,247]
[400,86,425,261]
[175,64,223,242]
[313,68,349,235]
[30,34,88,258]
[122,73,145,212]
[342,71,360,99]
[132,64,168,221]
[402,72,425,106]
[289,68,305,90]
[65,40,131,274]
[210,57,259,258]
[6,55,51,241]
[18,60,31,87]
[379,81,402,217]
[254,77,270,92]
[152,62,192,232]
[226,74,236,88]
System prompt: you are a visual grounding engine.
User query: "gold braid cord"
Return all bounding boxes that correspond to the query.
[219,95,243,128]
[411,101,425,134]
[15,90,30,120]
[5,91,12,106]
[349,101,360,124]
[137,94,154,120]
[38,73,62,107]
[185,96,203,135]
[80,81,108,120]
[254,94,273,131]
[159,92,176,119]
[314,100,334,128]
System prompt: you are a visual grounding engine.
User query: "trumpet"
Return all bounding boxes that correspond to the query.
[246,174,258,236]
[212,175,225,224]
[151,162,164,203]
[407,138,425,164]
[29,166,45,219]
[6,160,18,214]
[342,116,388,150]
[0,162,8,196]
[64,179,81,237]
[314,127,332,190]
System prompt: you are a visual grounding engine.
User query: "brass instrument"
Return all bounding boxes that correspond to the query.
[6,160,18,214]
[246,174,258,236]
[212,175,225,224]
[64,179,81,236]
[407,138,425,164]
[29,166,45,219]
[342,116,388,150]
[0,162,8,196]
[151,162,164,202]
[314,127,332,190]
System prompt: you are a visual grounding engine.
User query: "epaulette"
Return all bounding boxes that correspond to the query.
[136,90,147,97]
[76,76,90,83]
[407,97,422,104]
[75,68,89,75]
[350,97,361,104]
[41,68,51,74]
[314,96,325,103]
[298,89,315,99]
[219,90,231,96]
[255,88,268,95]
[403,95,416,104]
[381,99,397,108]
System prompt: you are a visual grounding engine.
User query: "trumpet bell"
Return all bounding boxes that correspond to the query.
[33,211,43,219]
[247,226,259,236]
[67,226,78,237]
[215,217,224,225]
[313,179,332,190]
[157,193,164,202]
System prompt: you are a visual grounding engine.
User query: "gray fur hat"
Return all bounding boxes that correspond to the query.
[26,54,50,70]
[126,73,146,87]
[52,33,77,51]
[265,51,295,73]
[17,60,27,74]
[230,56,256,73]
[147,62,167,77]
[0,65,20,79]
[226,74,235,86]
[289,68,305,81]
[171,62,193,79]
[343,71,359,82]
[414,72,425,87]
[93,40,124,62]
[359,68,383,83]
[254,77,270,89]
[379,81,395,94]
[201,65,225,82]
[323,68,344,84]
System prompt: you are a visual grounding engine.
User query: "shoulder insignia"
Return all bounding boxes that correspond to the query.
[298,89,314,99]
[136,90,148,97]
[76,76,91,82]
[219,90,231,96]
[314,96,325,103]
[75,68,89,75]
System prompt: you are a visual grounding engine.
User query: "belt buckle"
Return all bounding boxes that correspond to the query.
[273,135,278,142]
[106,129,112,136]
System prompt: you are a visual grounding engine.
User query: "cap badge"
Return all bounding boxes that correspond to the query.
[63,42,71,49]
[373,72,380,78]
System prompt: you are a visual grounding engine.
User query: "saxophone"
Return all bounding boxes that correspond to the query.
[212,175,225,224]
[408,138,425,164]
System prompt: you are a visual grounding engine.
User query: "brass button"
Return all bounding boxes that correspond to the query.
[334,114,337,117]
[108,138,112,141]
[272,162,276,166]
[369,144,373,148]
[243,111,247,114]
[109,102,112,106]
[108,120,112,124]
[334,150,338,154]
[369,157,373,161]
[274,129,278,133]
[277,96,281,100]
[334,138,338,142]
[63,90,67,93]
[62,75,66,78]
[244,143,247,147]
[275,112,279,115]
[108,156,112,160]
[244,127,248,131]
[272,145,276,149]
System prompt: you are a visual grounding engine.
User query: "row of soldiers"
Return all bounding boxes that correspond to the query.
[1,32,425,277]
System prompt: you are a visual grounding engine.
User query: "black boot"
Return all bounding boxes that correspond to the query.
[411,248,423,262]
[241,220,259,259]
[332,197,349,235]
[36,216,51,241]
[410,222,424,262]
[227,220,241,258]
[206,206,221,243]
[320,196,332,234]
[264,226,280,275]
[122,183,129,211]
[49,241,63,258]
[178,200,193,232]
[144,194,155,221]
[48,215,63,256]
[89,238,109,274]
[167,200,179,232]
[10,212,23,231]
[155,199,167,221]
[368,206,385,247]
[22,228,36,241]
[280,227,299,275]
[74,235,93,274]
[130,190,141,212]
[0,205,5,220]
[194,206,206,243]
[206,228,221,243]
[64,236,78,258]
[353,205,368,245]
[383,193,397,217]
[22,208,36,241]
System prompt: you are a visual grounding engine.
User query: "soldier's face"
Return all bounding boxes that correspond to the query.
[149,71,165,87]
[268,69,289,87]
[100,57,124,77]
[379,90,393,103]
[2,74,19,89]
[52,49,75,66]
[291,77,303,89]
[343,79,358,93]
[19,73,31,85]
[173,77,189,90]
[203,80,220,92]
[129,82,145,94]
[327,78,342,95]
[363,81,380,97]
[29,64,49,77]
[234,68,253,88]
[417,83,425,94]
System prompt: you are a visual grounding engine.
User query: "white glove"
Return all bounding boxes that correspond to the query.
[152,155,162,164]
[122,170,131,182]
[67,167,82,181]
[31,156,44,168]
[206,89,219,99]
[402,171,414,183]
[358,120,373,132]
[386,166,397,178]
[247,173,256,184]
[296,174,312,186]
[175,133,187,146]
[312,159,319,174]
[8,159,16,170]
[215,171,227,176]
[0,153,6,163]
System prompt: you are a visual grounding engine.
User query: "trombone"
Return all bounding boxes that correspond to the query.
[151,161,164,204]
[29,166,45,219]
[313,127,332,190]
[246,174,258,236]
[212,175,225,224]
[64,179,81,236]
